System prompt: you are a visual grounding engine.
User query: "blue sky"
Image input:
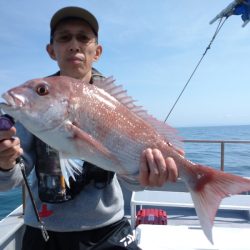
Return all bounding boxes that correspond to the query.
[0,0,249,127]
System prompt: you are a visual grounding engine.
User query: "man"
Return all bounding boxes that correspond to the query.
[0,6,178,250]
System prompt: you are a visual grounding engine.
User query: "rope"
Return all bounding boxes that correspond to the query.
[164,17,228,123]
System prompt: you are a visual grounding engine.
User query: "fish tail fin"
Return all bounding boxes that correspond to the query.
[182,163,250,244]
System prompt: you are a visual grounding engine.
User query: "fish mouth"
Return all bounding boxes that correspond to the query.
[2,92,25,107]
[0,92,24,112]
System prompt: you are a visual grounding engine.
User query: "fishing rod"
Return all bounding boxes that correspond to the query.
[210,0,250,27]
[164,0,250,122]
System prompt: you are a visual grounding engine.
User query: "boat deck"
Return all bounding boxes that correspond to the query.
[124,181,250,249]
[136,224,250,250]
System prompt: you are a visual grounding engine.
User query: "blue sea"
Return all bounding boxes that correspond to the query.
[0,125,250,220]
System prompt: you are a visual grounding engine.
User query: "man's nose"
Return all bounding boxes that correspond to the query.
[69,38,80,52]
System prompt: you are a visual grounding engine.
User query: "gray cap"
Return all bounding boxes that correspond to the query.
[50,6,99,36]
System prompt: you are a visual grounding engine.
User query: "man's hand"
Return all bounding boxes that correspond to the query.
[0,127,23,170]
[139,147,182,187]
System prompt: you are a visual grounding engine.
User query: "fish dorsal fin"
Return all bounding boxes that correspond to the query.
[93,77,182,149]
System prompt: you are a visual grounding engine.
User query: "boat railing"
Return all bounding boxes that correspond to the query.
[183,139,250,171]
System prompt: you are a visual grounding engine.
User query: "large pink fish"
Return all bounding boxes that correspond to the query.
[1,76,250,243]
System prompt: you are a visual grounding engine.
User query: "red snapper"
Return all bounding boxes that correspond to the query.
[1,76,250,244]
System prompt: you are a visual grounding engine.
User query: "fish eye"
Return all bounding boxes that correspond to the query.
[36,83,49,96]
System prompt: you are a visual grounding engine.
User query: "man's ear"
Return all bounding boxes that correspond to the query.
[46,44,57,61]
[93,45,103,62]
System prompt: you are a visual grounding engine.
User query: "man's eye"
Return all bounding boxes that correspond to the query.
[56,35,71,42]
[77,35,90,43]
[53,33,93,44]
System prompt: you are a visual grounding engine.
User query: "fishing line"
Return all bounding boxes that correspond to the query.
[164,16,228,123]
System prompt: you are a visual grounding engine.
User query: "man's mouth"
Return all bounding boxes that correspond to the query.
[68,56,84,63]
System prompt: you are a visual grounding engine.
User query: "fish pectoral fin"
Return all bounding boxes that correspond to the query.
[65,121,112,158]
[186,163,250,244]
[59,152,83,187]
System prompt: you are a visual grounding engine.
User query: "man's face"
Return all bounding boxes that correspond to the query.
[47,19,102,80]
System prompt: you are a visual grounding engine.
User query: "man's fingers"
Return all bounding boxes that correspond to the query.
[151,149,168,186]
[139,150,150,186]
[139,146,179,187]
[0,137,21,153]
[176,148,185,156]
[0,137,23,170]
[0,127,16,140]
[144,148,161,186]
[165,157,178,182]
[140,149,169,187]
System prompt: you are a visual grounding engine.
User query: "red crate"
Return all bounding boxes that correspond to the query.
[136,208,167,226]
